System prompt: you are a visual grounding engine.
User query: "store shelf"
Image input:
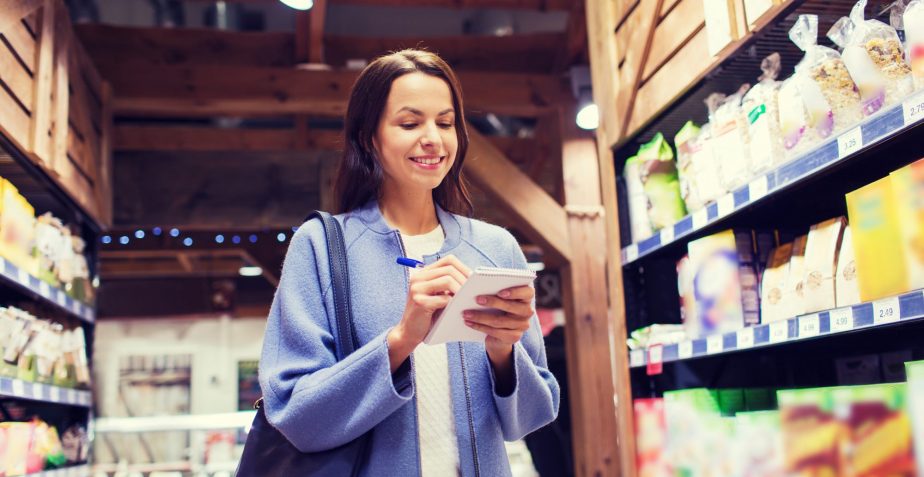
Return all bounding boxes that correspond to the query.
[0,257,95,324]
[94,411,257,433]
[629,288,924,369]
[621,90,924,266]
[24,465,91,477]
[0,377,92,407]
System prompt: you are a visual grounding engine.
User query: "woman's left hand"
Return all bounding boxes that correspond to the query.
[463,285,535,361]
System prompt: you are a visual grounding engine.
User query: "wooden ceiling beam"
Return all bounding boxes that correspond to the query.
[73,24,564,74]
[465,125,570,265]
[179,0,572,10]
[1,0,42,35]
[101,63,562,117]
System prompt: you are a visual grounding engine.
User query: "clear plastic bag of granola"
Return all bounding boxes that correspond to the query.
[709,85,752,190]
[905,0,924,90]
[742,53,785,175]
[791,14,862,135]
[777,74,824,157]
[828,0,914,115]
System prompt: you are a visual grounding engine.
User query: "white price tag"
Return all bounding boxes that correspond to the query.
[50,385,60,402]
[837,126,863,157]
[625,244,639,263]
[38,281,50,297]
[748,176,769,202]
[16,268,29,286]
[799,314,820,338]
[692,208,709,230]
[769,321,788,343]
[737,328,754,349]
[659,226,674,245]
[630,349,644,367]
[56,290,67,306]
[873,296,900,324]
[11,379,24,397]
[904,90,924,126]
[648,345,663,364]
[717,194,735,217]
[678,341,693,359]
[67,389,76,403]
[706,334,723,354]
[830,308,853,332]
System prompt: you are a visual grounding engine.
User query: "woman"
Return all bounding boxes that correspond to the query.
[259,49,560,476]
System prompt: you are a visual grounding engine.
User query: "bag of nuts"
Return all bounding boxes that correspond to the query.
[828,0,914,115]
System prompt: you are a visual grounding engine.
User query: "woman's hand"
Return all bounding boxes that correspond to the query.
[387,255,471,372]
[462,285,535,393]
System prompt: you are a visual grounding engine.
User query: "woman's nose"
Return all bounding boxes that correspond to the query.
[419,123,441,148]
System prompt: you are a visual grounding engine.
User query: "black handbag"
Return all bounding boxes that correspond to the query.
[236,211,371,477]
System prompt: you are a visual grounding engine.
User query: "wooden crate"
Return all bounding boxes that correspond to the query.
[0,0,112,227]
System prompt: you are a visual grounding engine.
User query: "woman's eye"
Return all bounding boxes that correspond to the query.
[400,124,418,129]
[438,123,453,129]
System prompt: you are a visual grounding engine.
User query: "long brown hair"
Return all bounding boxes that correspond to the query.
[334,49,473,216]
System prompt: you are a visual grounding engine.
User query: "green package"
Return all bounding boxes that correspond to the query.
[638,133,688,230]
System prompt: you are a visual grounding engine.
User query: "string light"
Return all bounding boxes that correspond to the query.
[215,234,225,244]
[119,236,130,245]
[152,227,163,236]
[135,230,145,239]
[232,235,241,244]
[277,233,287,242]
[183,237,193,247]
[169,228,180,238]
[249,234,258,244]
[101,236,112,244]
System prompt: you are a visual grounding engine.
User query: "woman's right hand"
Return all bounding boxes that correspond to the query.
[387,255,471,372]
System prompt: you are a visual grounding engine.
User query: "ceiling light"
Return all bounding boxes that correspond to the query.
[279,0,313,10]
[576,103,599,130]
[239,266,263,277]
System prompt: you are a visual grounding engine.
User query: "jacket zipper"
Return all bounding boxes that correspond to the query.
[458,343,480,477]
[395,231,424,476]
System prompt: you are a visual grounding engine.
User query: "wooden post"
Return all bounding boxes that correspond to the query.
[556,105,628,477]
[30,0,55,163]
[51,1,69,172]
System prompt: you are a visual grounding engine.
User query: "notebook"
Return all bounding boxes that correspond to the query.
[424,266,537,345]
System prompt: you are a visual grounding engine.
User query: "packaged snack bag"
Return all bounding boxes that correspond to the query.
[637,133,687,230]
[905,0,924,90]
[828,0,914,116]
[625,155,654,242]
[709,87,753,191]
[674,121,706,212]
[743,53,786,174]
[791,14,863,137]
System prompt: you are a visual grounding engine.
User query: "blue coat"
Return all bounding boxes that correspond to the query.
[259,200,561,476]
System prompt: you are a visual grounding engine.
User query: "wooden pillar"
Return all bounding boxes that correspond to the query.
[30,0,55,162]
[555,105,628,477]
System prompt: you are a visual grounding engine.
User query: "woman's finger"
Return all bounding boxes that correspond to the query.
[475,295,533,317]
[462,311,529,331]
[497,285,535,302]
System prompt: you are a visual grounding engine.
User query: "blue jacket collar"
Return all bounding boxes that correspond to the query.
[353,199,463,252]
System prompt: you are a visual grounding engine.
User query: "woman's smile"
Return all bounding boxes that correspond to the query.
[409,154,447,170]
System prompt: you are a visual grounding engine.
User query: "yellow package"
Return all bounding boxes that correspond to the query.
[0,179,36,272]
[845,177,908,301]
[890,158,924,291]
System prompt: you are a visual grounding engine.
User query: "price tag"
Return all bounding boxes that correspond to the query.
[769,321,788,343]
[830,308,853,332]
[56,290,67,306]
[706,334,723,354]
[799,314,820,338]
[659,226,675,245]
[837,126,863,157]
[647,344,663,376]
[678,340,693,359]
[737,328,754,349]
[50,385,60,402]
[717,194,735,217]
[629,349,644,367]
[38,281,50,297]
[904,90,924,126]
[11,379,24,397]
[67,389,76,404]
[748,176,769,202]
[873,296,900,324]
[16,268,29,286]
[692,208,709,230]
[625,244,639,263]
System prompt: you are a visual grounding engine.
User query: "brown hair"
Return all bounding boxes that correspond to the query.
[334,49,473,216]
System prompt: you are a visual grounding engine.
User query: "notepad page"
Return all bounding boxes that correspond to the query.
[423,267,536,345]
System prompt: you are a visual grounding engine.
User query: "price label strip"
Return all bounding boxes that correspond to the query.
[737,328,754,349]
[748,176,769,202]
[769,321,788,343]
[49,385,60,403]
[904,90,924,126]
[659,226,674,245]
[799,314,821,338]
[17,268,30,287]
[706,334,723,354]
[38,281,50,298]
[11,379,24,397]
[692,208,709,230]
[873,297,900,325]
[717,194,735,217]
[837,126,863,158]
[625,244,639,263]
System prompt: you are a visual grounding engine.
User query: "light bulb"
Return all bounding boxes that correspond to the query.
[576,103,599,130]
[280,0,313,10]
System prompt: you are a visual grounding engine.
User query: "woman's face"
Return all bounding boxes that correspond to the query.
[374,71,458,195]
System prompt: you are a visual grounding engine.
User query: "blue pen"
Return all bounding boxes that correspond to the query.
[396,257,425,268]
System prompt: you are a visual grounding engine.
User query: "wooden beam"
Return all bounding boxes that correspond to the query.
[113,125,343,152]
[30,0,55,161]
[464,126,570,265]
[74,24,564,74]
[556,0,588,70]
[0,0,42,35]
[51,1,69,172]
[310,0,326,63]
[181,0,573,10]
[613,0,663,138]
[100,63,562,118]
[585,0,622,150]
